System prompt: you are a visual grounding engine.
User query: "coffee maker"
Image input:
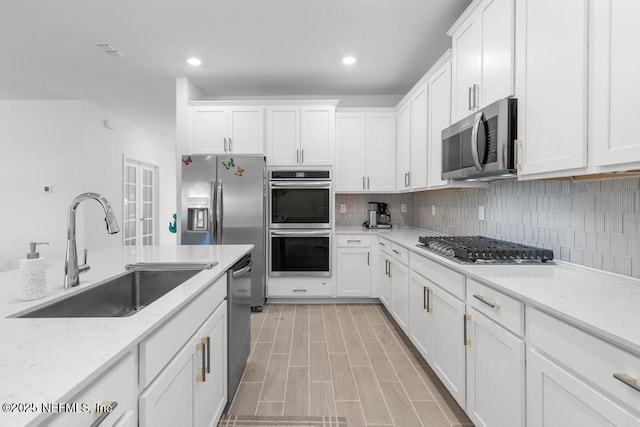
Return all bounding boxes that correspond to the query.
[363,202,392,229]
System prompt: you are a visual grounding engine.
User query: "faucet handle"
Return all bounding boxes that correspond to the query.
[78,248,90,274]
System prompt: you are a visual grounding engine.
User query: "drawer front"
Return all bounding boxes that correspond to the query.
[528,308,640,414]
[139,275,226,389]
[49,351,138,427]
[336,235,371,248]
[267,278,334,297]
[410,252,465,300]
[377,237,392,254]
[390,243,410,266]
[467,279,524,336]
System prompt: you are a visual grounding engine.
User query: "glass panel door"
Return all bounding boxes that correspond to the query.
[123,159,158,248]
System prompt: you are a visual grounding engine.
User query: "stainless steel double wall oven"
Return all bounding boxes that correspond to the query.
[268,170,332,277]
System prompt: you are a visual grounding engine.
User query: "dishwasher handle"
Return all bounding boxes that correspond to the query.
[232,261,253,278]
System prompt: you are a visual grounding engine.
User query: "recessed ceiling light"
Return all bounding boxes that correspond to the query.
[342,56,357,66]
[187,57,202,66]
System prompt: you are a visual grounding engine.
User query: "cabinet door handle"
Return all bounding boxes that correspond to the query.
[90,401,118,427]
[473,294,500,310]
[384,259,389,276]
[367,176,370,189]
[516,139,524,171]
[296,149,300,164]
[468,86,474,111]
[229,137,233,153]
[301,149,304,164]
[205,336,211,374]
[464,313,472,346]
[196,342,206,382]
[613,373,640,392]
[363,176,366,190]
[367,251,370,266]
[224,137,228,153]
[404,172,408,187]
[473,84,480,109]
[388,261,392,278]
[423,286,431,312]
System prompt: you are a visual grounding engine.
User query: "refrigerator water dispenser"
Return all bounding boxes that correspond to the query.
[186,197,209,231]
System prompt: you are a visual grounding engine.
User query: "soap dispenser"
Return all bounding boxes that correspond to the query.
[20,242,49,301]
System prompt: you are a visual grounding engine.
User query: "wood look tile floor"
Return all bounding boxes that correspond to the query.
[228,304,474,427]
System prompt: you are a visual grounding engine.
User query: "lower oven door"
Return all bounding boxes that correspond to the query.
[269,230,331,277]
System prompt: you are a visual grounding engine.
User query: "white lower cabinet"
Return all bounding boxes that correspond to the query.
[389,259,410,331]
[48,351,138,427]
[527,348,640,427]
[140,301,227,427]
[376,247,392,309]
[409,271,435,361]
[466,308,525,427]
[336,235,372,297]
[432,285,466,408]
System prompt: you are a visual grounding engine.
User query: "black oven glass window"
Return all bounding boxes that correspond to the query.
[271,236,330,272]
[271,189,330,224]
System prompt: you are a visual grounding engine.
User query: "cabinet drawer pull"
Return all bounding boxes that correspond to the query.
[392,249,400,255]
[347,239,361,243]
[473,294,500,310]
[613,373,640,392]
[91,401,118,427]
[378,242,385,247]
[293,288,307,293]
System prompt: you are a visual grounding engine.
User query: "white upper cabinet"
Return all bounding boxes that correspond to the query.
[336,113,367,191]
[189,105,264,155]
[266,106,301,166]
[515,0,588,177]
[591,0,640,169]
[397,101,412,190]
[265,104,336,166]
[427,58,453,188]
[410,82,429,190]
[367,113,397,192]
[335,111,396,192]
[451,18,481,122]
[449,0,514,123]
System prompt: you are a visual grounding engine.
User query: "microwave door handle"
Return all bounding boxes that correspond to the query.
[470,112,484,171]
[216,180,223,244]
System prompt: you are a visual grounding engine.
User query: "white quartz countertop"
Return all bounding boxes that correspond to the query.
[0,244,252,427]
[336,226,640,356]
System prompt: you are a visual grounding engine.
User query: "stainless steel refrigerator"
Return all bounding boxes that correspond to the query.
[179,154,266,309]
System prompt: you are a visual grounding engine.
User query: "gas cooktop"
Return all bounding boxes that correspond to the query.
[417,236,554,265]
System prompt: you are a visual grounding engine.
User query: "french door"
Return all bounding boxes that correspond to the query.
[123,158,158,247]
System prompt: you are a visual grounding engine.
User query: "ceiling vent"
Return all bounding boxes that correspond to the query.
[95,43,127,58]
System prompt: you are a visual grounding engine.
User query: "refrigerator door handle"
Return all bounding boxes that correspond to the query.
[216,179,223,244]
[210,180,217,242]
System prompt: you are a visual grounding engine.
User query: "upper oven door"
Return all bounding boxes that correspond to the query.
[269,181,331,228]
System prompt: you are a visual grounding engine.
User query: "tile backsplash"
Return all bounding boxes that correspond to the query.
[335,194,412,227]
[336,178,640,278]
[410,178,640,278]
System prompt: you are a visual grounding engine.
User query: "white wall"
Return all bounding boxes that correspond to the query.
[0,100,176,272]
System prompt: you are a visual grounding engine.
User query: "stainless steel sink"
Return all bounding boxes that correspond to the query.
[17,265,212,318]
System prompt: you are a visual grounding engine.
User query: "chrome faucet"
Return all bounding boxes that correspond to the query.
[64,192,120,288]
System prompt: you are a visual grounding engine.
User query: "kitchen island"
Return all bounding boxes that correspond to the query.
[0,244,252,427]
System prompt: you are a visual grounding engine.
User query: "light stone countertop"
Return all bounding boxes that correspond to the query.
[336,226,640,356]
[0,244,252,427]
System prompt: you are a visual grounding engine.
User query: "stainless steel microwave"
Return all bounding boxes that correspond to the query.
[441,98,517,181]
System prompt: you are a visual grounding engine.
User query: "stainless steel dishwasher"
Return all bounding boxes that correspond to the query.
[226,253,252,408]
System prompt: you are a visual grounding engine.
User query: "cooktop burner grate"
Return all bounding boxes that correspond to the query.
[417,235,554,264]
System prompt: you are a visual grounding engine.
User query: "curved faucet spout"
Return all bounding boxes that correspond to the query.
[64,192,120,288]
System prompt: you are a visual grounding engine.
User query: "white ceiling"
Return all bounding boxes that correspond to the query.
[0,0,471,139]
